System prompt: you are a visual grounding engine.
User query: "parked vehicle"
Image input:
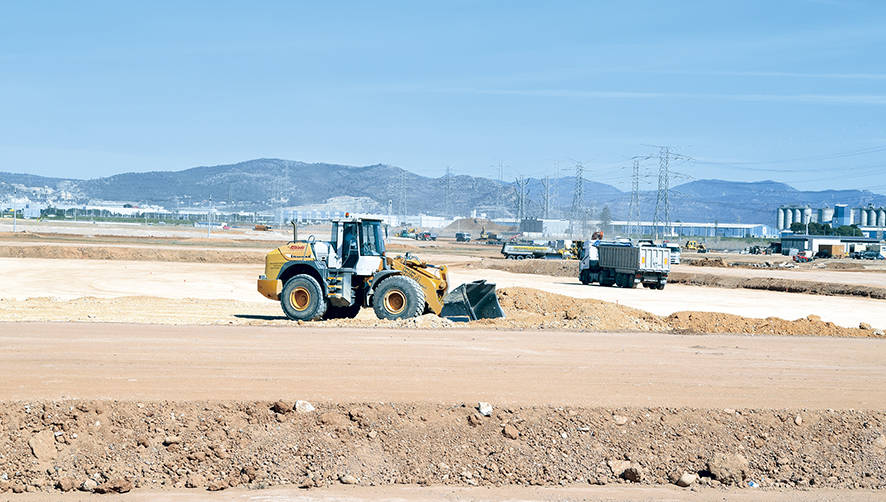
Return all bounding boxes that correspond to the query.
[415,231,437,241]
[579,241,670,289]
[501,241,572,260]
[455,232,472,242]
[862,250,885,260]
[662,243,681,265]
[793,250,814,263]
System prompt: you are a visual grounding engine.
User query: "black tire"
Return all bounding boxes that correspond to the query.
[323,301,362,320]
[280,274,327,321]
[372,275,425,320]
[601,273,616,287]
[579,270,590,285]
[657,282,667,290]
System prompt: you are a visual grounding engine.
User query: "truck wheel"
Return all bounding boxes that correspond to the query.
[579,270,590,285]
[657,282,667,290]
[281,274,327,321]
[372,276,426,320]
[601,274,615,287]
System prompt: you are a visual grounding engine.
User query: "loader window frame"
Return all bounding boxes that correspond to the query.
[360,221,385,256]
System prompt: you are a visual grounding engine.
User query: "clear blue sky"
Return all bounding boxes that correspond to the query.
[2,0,885,192]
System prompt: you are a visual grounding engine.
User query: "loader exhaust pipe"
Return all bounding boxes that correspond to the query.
[439,280,505,322]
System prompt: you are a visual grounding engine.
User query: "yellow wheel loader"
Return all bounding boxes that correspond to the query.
[257,217,504,322]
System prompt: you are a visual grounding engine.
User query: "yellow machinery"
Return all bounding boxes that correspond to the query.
[258,217,504,322]
[684,240,708,253]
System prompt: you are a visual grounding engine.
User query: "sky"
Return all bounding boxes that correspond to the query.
[1,0,885,192]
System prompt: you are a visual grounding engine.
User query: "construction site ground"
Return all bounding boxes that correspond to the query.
[0,224,884,499]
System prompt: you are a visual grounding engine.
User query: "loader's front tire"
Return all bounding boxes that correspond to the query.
[281,274,327,321]
[372,276,425,320]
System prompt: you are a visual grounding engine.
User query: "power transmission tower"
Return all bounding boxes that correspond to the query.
[569,162,584,238]
[628,158,640,236]
[541,176,552,219]
[652,147,670,239]
[514,176,529,223]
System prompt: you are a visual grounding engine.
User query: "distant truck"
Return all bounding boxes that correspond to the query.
[455,232,472,242]
[579,241,670,289]
[501,241,572,260]
[415,231,437,241]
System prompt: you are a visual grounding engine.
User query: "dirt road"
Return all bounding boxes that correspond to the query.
[2,322,883,408]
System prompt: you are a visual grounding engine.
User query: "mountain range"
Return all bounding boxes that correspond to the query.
[2,158,885,226]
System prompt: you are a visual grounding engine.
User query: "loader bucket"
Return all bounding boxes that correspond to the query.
[439,280,505,322]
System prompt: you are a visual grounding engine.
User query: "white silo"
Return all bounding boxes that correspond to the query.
[879,208,886,227]
[821,207,834,225]
[803,207,812,224]
[793,208,802,226]
[785,208,794,228]
[777,208,785,230]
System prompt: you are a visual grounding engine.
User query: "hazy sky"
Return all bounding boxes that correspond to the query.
[1,0,885,192]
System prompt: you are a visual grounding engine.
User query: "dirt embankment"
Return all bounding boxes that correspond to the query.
[463,257,886,301]
[1,288,881,337]
[0,244,266,264]
[0,400,883,494]
[668,272,886,300]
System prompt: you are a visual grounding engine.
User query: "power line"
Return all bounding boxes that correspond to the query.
[514,176,529,223]
[541,176,552,219]
[569,162,584,238]
[628,158,640,235]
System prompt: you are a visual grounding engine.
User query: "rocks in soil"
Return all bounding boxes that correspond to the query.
[0,401,883,493]
[477,402,493,417]
[80,479,98,492]
[502,424,520,439]
[707,453,749,485]
[860,322,872,330]
[27,430,57,461]
[272,401,292,414]
[94,478,132,494]
[295,400,315,413]
[339,474,358,485]
[675,472,697,487]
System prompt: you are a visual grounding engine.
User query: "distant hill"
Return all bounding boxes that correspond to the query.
[1,160,884,226]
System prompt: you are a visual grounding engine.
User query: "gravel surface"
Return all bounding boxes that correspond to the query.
[1,401,884,494]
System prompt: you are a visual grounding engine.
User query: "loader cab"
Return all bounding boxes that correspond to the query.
[330,218,385,275]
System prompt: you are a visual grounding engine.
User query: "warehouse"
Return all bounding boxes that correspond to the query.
[780,234,880,256]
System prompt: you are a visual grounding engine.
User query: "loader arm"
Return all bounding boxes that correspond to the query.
[386,255,448,315]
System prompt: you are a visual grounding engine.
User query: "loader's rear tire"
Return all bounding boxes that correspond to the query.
[281,274,326,321]
[372,276,425,320]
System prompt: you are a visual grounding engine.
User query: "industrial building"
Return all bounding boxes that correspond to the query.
[780,234,882,256]
[776,204,886,238]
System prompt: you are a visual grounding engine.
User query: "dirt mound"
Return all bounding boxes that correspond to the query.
[0,245,265,264]
[1,290,882,337]
[682,256,729,267]
[667,311,877,338]
[440,218,514,235]
[489,287,667,332]
[0,400,883,493]
[463,257,577,277]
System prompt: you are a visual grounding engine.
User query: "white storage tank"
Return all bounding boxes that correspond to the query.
[777,208,785,230]
[879,208,886,228]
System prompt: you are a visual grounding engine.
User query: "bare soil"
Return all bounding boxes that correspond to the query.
[1,287,881,337]
[0,400,883,494]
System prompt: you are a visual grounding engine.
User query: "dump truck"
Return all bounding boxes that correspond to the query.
[501,241,572,260]
[257,217,504,322]
[579,241,670,289]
